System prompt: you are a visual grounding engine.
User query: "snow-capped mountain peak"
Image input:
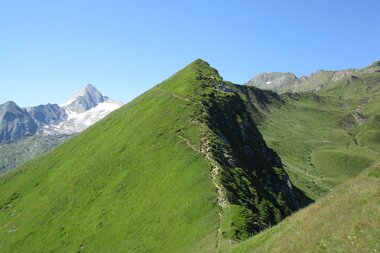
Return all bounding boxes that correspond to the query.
[35,84,123,135]
[46,84,123,134]
[61,84,106,113]
[0,84,123,140]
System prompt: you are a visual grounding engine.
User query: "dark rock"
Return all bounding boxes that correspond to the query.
[25,103,67,127]
[0,101,38,143]
[245,72,304,93]
[200,80,306,239]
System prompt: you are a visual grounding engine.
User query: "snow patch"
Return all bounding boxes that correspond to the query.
[46,99,122,135]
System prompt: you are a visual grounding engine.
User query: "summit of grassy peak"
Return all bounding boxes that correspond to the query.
[158,59,222,97]
[188,58,221,78]
[192,58,209,65]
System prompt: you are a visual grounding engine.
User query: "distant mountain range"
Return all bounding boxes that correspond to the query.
[245,60,380,94]
[0,84,123,144]
[0,84,122,172]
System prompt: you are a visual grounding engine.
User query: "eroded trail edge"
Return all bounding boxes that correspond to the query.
[160,86,229,248]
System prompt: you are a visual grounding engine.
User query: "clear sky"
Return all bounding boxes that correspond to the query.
[1,0,379,107]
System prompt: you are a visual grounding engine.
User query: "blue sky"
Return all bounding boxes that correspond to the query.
[1,0,379,106]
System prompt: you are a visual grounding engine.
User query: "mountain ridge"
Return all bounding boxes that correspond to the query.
[0,84,123,173]
[0,59,307,251]
[0,59,379,252]
[0,84,122,143]
[0,101,38,144]
[245,60,379,93]
[160,59,309,239]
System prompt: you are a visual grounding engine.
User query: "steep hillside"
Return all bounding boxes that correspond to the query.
[0,60,304,252]
[239,70,380,200]
[225,162,380,253]
[218,65,380,252]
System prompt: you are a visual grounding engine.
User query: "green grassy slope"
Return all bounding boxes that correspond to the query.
[0,59,305,252]
[298,70,335,92]
[239,71,380,200]
[162,60,310,242]
[2,59,378,252]
[225,162,380,253]
[217,66,380,252]
[0,63,219,252]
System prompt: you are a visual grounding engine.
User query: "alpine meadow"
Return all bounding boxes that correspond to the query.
[1,1,380,252]
[1,59,379,252]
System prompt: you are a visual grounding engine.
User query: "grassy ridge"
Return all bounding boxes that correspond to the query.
[1,60,379,252]
[0,59,308,251]
[0,64,220,252]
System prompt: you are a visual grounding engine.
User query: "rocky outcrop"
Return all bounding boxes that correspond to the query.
[245,69,360,94]
[0,101,38,143]
[191,63,307,239]
[332,70,355,81]
[63,84,106,113]
[245,72,306,93]
[25,103,67,128]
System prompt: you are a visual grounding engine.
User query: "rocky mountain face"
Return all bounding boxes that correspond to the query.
[245,72,307,93]
[245,68,360,94]
[63,84,106,113]
[200,78,305,237]
[246,61,380,94]
[0,84,122,144]
[25,103,67,128]
[44,84,123,135]
[0,101,38,143]
[0,84,123,173]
